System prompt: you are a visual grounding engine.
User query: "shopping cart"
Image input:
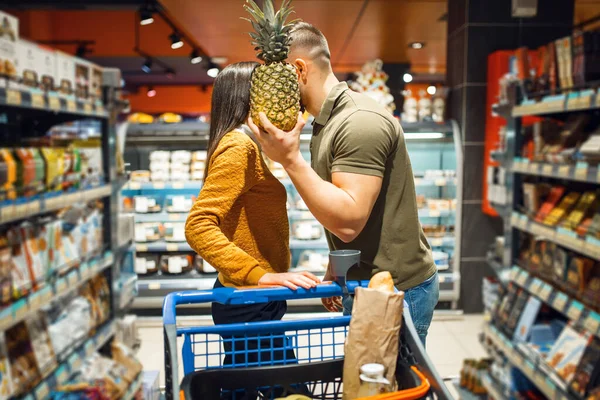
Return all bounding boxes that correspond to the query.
[163,280,452,400]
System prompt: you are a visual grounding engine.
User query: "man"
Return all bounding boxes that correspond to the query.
[247,22,438,344]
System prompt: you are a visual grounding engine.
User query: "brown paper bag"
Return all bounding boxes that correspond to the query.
[342,287,404,400]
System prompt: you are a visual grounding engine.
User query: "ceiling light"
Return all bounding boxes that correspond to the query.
[147,86,156,97]
[165,68,176,79]
[190,50,203,64]
[170,32,184,49]
[409,42,425,49]
[139,7,154,25]
[207,62,220,78]
[427,85,437,95]
[141,58,152,73]
[403,73,413,83]
[404,132,444,140]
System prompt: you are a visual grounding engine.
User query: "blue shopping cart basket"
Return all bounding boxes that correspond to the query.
[163,281,451,400]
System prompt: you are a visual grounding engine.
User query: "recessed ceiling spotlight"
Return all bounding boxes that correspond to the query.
[141,58,152,73]
[409,42,425,50]
[147,86,156,97]
[427,85,437,95]
[207,62,220,78]
[190,50,203,64]
[169,32,184,49]
[403,73,413,83]
[139,7,154,25]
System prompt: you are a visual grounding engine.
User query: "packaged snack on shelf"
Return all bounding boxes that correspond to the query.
[73,139,104,187]
[111,341,143,383]
[13,148,38,197]
[160,254,193,275]
[20,222,48,285]
[0,10,18,83]
[292,220,323,240]
[75,353,128,399]
[171,150,192,164]
[170,171,190,182]
[547,324,590,383]
[583,263,600,309]
[192,151,207,162]
[504,288,529,339]
[90,65,103,102]
[90,275,111,325]
[540,241,556,280]
[495,283,519,328]
[74,58,91,100]
[158,113,182,124]
[165,195,194,213]
[134,254,159,275]
[151,170,169,182]
[0,149,17,201]
[149,151,170,163]
[426,199,451,212]
[45,296,93,358]
[37,44,55,92]
[134,195,161,213]
[149,160,170,173]
[55,50,75,96]
[134,223,162,243]
[39,147,62,192]
[564,256,594,296]
[5,321,42,393]
[0,235,12,306]
[8,227,32,299]
[563,191,599,231]
[553,247,569,288]
[0,332,14,398]
[296,250,328,272]
[195,256,216,274]
[191,170,204,181]
[130,170,150,183]
[17,39,40,89]
[128,113,154,124]
[513,297,542,343]
[544,192,581,226]
[25,314,57,374]
[528,238,544,273]
[164,222,185,242]
[535,186,565,223]
[570,336,600,397]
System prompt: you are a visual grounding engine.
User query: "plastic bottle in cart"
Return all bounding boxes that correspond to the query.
[356,363,392,397]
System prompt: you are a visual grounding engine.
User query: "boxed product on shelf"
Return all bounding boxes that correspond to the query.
[0,236,12,306]
[111,340,143,383]
[534,186,565,223]
[0,332,14,398]
[564,256,594,296]
[134,222,162,242]
[553,246,570,287]
[158,113,182,124]
[544,192,580,226]
[164,222,186,242]
[563,191,599,231]
[514,297,543,343]
[135,254,160,275]
[0,10,18,81]
[296,249,328,272]
[570,336,600,398]
[16,39,40,89]
[79,275,110,327]
[74,57,91,100]
[495,283,520,329]
[583,263,600,308]
[37,44,56,92]
[130,170,150,183]
[134,195,162,213]
[90,65,103,102]
[25,314,57,374]
[165,195,195,213]
[504,288,530,338]
[55,50,75,96]
[73,139,104,187]
[195,256,216,274]
[5,321,42,393]
[160,254,194,275]
[171,150,192,164]
[539,241,556,280]
[547,324,590,384]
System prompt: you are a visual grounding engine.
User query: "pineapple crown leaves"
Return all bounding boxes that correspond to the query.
[242,0,300,63]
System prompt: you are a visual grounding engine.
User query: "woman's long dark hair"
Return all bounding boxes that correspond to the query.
[205,61,258,180]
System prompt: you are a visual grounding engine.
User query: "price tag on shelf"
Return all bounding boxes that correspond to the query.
[511,212,520,226]
[14,203,27,218]
[55,366,69,386]
[34,382,50,400]
[172,181,185,189]
[553,292,569,312]
[534,373,547,391]
[529,162,540,173]
[56,277,68,293]
[6,89,21,105]
[585,236,600,259]
[148,282,161,290]
[166,243,179,252]
[153,182,165,189]
[39,286,52,303]
[539,283,553,301]
[128,182,141,190]
[428,210,441,218]
[584,311,600,335]
[434,178,446,186]
[558,165,571,178]
[28,291,42,310]
[0,307,13,331]
[79,263,90,280]
[27,199,41,215]
[519,215,529,229]
[513,158,524,172]
[567,300,584,322]
[31,93,44,108]
[136,244,148,252]
[516,270,530,286]
[168,214,183,221]
[48,94,60,110]
[68,352,82,372]
[83,102,93,114]
[542,164,553,175]
[430,238,444,247]
[575,162,588,180]
[84,339,95,357]
[0,204,14,222]
[523,359,535,375]
[529,278,543,295]
[67,270,79,287]
[510,266,520,281]
[67,99,76,112]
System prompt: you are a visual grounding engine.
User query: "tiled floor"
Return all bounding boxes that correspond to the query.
[135,313,486,397]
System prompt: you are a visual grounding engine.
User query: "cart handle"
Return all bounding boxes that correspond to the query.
[163,280,369,326]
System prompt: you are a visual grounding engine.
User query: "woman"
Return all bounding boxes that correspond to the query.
[185,62,319,369]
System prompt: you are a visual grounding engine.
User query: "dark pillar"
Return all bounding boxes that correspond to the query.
[447,0,575,313]
[382,63,411,117]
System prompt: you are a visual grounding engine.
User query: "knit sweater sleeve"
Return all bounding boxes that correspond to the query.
[185,134,268,286]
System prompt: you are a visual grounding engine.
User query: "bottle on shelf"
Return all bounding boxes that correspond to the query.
[356,363,392,397]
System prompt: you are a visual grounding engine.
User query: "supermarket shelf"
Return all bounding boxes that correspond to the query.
[414,177,457,187]
[452,380,487,400]
[290,238,329,250]
[133,212,189,223]
[123,372,144,400]
[135,240,192,252]
[418,209,455,218]
[0,251,114,332]
[482,323,571,400]
[0,86,108,119]
[481,373,508,400]
[512,159,600,185]
[508,265,600,338]
[510,211,600,261]
[127,121,210,136]
[27,320,115,399]
[486,252,509,282]
[122,181,203,191]
[0,184,112,224]
[427,235,455,247]
[512,89,598,117]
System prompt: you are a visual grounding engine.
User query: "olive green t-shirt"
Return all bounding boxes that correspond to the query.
[310,82,436,291]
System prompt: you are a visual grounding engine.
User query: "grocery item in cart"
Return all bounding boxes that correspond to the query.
[356,363,392,397]
[343,287,403,398]
[160,254,193,274]
[368,271,394,292]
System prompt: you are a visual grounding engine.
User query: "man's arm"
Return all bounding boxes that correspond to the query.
[249,112,392,243]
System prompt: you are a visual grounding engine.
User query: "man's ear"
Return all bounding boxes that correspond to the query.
[294,58,308,83]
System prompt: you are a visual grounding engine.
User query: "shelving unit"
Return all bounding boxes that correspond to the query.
[483,77,600,399]
[0,68,140,398]
[123,120,462,310]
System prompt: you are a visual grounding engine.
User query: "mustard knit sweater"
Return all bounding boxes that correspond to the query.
[185,130,290,287]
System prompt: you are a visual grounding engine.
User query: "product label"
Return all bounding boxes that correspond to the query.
[558,165,571,178]
[529,278,543,295]
[575,162,588,180]
[553,292,568,311]
[6,89,21,105]
[542,164,553,175]
[539,283,553,301]
[584,312,600,335]
[567,301,584,322]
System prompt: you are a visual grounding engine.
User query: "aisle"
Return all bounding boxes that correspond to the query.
[135,313,485,394]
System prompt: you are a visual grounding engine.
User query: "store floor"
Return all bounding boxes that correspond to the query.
[136,313,485,396]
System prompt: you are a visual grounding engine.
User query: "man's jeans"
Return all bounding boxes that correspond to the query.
[342,272,439,347]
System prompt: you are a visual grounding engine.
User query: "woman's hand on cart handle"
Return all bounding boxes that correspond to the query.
[257,271,321,290]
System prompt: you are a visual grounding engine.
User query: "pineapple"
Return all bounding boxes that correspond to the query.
[243,0,301,131]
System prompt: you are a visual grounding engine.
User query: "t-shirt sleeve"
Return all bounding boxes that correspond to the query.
[331,111,397,177]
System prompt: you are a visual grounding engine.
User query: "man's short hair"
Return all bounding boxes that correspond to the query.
[289,22,331,70]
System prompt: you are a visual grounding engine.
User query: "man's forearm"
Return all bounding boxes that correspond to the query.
[284,153,365,243]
